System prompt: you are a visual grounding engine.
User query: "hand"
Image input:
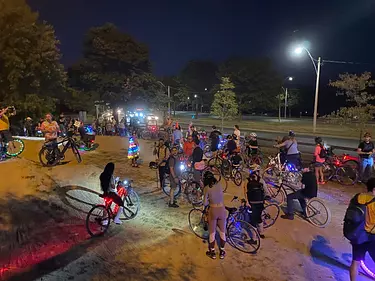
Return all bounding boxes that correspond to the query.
[174,177,179,184]
[156,158,159,162]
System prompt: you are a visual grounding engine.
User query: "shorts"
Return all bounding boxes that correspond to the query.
[170,176,177,189]
[314,162,324,167]
[0,130,13,143]
[352,240,375,261]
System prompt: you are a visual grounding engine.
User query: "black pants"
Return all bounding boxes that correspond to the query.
[250,203,264,226]
[158,165,166,187]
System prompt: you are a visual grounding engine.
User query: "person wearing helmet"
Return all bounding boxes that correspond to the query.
[314,137,326,184]
[246,132,259,156]
[274,130,301,169]
[203,171,226,259]
[357,132,375,183]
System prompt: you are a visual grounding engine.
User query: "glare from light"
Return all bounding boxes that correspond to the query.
[194,94,197,98]
[147,116,151,120]
[135,113,139,117]
[204,88,208,91]
[139,113,144,117]
[295,47,303,54]
[288,77,293,81]
[117,110,121,114]
[155,116,159,120]
[187,97,190,100]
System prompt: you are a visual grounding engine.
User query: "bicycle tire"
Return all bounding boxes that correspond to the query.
[227,219,260,254]
[122,189,140,220]
[208,157,223,170]
[360,251,375,279]
[305,198,331,228]
[188,208,209,240]
[6,138,25,157]
[141,131,151,140]
[38,146,59,167]
[262,203,280,229]
[336,165,358,186]
[233,170,242,186]
[86,205,111,237]
[71,143,82,163]
[162,175,181,198]
[322,163,335,181]
[186,181,203,207]
[265,183,286,206]
[262,166,280,184]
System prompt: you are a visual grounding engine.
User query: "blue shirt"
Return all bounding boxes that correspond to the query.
[173,130,183,141]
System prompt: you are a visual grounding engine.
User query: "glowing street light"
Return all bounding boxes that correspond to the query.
[288,76,293,81]
[194,94,197,98]
[292,45,322,133]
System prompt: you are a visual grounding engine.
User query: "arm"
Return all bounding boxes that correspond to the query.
[0,107,8,118]
[274,141,286,148]
[357,143,371,155]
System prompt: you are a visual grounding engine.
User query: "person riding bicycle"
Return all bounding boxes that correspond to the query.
[280,167,318,220]
[0,105,16,154]
[233,125,241,147]
[100,162,124,225]
[183,135,196,157]
[192,145,205,185]
[348,177,375,281]
[274,131,301,169]
[226,134,241,168]
[246,132,259,156]
[244,171,265,238]
[172,125,183,146]
[203,171,226,259]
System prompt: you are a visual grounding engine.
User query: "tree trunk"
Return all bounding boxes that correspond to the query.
[221,116,224,132]
[173,101,176,116]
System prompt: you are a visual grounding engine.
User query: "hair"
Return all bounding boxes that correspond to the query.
[234,125,239,130]
[203,175,217,188]
[212,125,216,129]
[159,138,164,141]
[100,162,115,192]
[366,178,375,192]
[315,137,323,145]
[364,132,371,138]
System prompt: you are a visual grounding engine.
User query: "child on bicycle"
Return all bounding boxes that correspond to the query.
[100,162,124,224]
[128,131,140,167]
[244,171,265,238]
[246,132,259,157]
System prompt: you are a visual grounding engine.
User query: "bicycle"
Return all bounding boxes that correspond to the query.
[0,133,24,161]
[38,131,82,167]
[361,250,375,279]
[264,181,331,228]
[208,152,242,187]
[309,161,358,186]
[188,204,261,254]
[86,178,140,237]
[263,152,302,185]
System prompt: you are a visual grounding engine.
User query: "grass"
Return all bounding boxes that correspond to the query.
[175,114,375,139]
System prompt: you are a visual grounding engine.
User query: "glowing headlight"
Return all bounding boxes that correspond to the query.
[180,164,186,171]
[124,180,128,185]
[147,116,151,120]
[155,116,159,120]
[135,113,139,117]
[140,113,144,117]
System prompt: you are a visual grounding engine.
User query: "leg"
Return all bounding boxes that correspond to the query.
[207,208,218,259]
[319,166,324,182]
[169,180,178,207]
[285,190,304,217]
[216,208,227,259]
[349,243,368,281]
[158,165,165,188]
[315,166,320,183]
[360,158,368,182]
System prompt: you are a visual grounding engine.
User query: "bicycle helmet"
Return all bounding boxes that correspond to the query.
[249,132,257,138]
[288,130,295,137]
[149,161,158,169]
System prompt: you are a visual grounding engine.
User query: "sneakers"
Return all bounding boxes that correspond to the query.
[206,250,216,259]
[280,214,294,220]
[219,249,226,259]
[168,202,179,208]
[318,181,326,185]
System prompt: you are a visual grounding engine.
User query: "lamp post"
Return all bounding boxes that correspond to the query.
[279,77,293,122]
[157,81,171,116]
[194,94,198,119]
[294,47,321,133]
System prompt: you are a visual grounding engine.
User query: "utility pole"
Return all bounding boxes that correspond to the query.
[313,57,321,133]
[284,88,288,119]
[167,86,171,115]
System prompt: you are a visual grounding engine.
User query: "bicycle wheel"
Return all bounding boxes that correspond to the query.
[141,131,151,140]
[262,166,280,184]
[181,171,194,183]
[227,219,260,254]
[305,198,331,228]
[86,205,111,237]
[71,143,82,163]
[203,144,212,158]
[208,157,223,170]
[233,170,242,186]
[336,165,358,186]
[122,189,140,220]
[38,146,59,167]
[322,163,335,181]
[6,138,24,157]
[360,250,375,279]
[186,181,203,207]
[162,175,181,198]
[265,183,286,206]
[262,203,280,229]
[188,208,209,239]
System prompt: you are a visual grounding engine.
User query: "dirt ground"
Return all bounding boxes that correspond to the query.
[0,136,373,281]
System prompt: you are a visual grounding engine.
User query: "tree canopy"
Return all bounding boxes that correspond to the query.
[0,0,66,117]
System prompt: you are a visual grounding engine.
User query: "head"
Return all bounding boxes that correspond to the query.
[203,171,218,187]
[103,162,115,177]
[364,132,371,142]
[315,137,323,145]
[212,125,216,130]
[45,113,53,122]
[60,113,64,117]
[171,146,178,156]
[227,134,233,140]
[158,138,165,146]
[249,132,257,140]
[234,125,239,130]
[187,135,193,142]
[289,130,295,138]
[366,178,375,194]
[132,131,137,137]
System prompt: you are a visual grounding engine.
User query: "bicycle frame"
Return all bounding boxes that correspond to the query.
[103,181,136,217]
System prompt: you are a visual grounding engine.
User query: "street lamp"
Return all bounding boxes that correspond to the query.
[157,81,171,115]
[293,46,322,133]
[279,77,294,122]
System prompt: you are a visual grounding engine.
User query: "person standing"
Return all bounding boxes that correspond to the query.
[209,125,221,155]
[168,147,180,208]
[0,106,16,154]
[118,118,126,137]
[128,131,140,167]
[314,137,326,184]
[357,132,375,183]
[183,135,196,157]
[203,171,227,259]
[24,117,33,137]
[172,125,183,146]
[154,139,170,188]
[274,131,301,169]
[191,126,200,146]
[58,113,66,136]
[347,178,375,281]
[234,125,241,147]
[40,113,59,142]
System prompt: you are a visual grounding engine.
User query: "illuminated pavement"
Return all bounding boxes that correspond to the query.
[0,136,373,281]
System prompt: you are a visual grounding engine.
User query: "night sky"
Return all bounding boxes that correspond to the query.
[28,0,375,86]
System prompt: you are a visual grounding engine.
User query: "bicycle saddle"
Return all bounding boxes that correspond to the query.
[225,206,237,213]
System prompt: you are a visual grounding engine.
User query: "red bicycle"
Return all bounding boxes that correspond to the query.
[85,178,140,237]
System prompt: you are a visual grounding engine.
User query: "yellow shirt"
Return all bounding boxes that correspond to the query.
[0,114,10,131]
[358,193,375,234]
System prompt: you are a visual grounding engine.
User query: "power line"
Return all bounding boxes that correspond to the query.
[322,59,372,65]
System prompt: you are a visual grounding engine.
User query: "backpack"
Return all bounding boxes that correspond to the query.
[164,156,172,175]
[246,180,265,202]
[343,193,375,244]
[319,145,327,159]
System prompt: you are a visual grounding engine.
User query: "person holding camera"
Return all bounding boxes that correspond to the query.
[0,106,16,153]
